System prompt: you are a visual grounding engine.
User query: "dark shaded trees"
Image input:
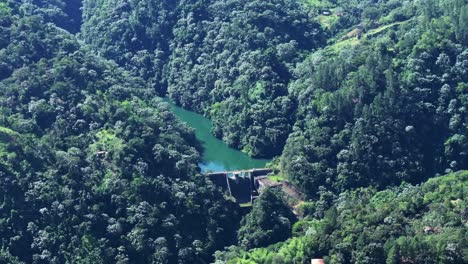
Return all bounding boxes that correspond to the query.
[281,0,468,197]
[237,189,297,249]
[81,0,325,158]
[0,3,240,263]
[217,171,468,264]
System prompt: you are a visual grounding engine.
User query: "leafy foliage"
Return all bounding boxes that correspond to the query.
[82,0,325,158]
[281,0,468,197]
[0,2,239,263]
[216,171,468,263]
[237,189,297,250]
[2,0,468,263]
[81,0,178,92]
[81,0,468,196]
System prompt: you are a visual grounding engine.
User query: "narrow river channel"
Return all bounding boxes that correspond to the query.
[164,99,271,173]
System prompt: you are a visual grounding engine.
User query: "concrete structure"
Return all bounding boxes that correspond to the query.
[255,176,282,191]
[205,169,273,204]
[206,168,306,216]
[311,259,325,264]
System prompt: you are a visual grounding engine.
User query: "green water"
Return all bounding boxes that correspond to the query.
[164,99,270,172]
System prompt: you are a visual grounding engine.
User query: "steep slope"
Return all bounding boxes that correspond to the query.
[81,0,180,93]
[22,0,83,33]
[0,1,239,263]
[1,0,467,263]
[81,0,468,195]
[216,171,468,263]
[167,0,325,158]
[281,0,468,197]
[81,0,325,158]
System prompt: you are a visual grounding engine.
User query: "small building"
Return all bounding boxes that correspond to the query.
[322,11,331,16]
[311,259,325,264]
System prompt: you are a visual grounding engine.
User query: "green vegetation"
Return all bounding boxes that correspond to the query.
[82,0,326,158]
[304,0,335,9]
[0,126,18,139]
[281,0,468,198]
[323,20,411,55]
[239,202,253,208]
[267,174,286,182]
[0,1,240,263]
[216,171,468,263]
[1,0,467,263]
[318,14,339,29]
[237,189,297,250]
[0,2,11,16]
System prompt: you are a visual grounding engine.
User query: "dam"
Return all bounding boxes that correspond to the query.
[205,168,304,208]
[205,169,273,204]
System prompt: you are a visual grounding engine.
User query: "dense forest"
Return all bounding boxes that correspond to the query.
[0,1,239,263]
[216,171,467,263]
[82,0,326,158]
[80,0,468,195]
[0,0,467,263]
[281,0,468,197]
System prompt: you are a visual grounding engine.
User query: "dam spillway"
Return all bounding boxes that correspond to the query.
[205,169,273,204]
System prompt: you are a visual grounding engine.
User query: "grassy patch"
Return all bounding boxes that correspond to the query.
[318,14,339,29]
[239,202,252,208]
[324,37,361,55]
[323,19,411,55]
[366,21,404,37]
[268,174,286,182]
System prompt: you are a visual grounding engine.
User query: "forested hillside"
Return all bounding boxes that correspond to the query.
[81,0,468,196]
[281,0,468,197]
[1,0,467,263]
[215,171,467,263]
[0,1,239,263]
[82,0,325,157]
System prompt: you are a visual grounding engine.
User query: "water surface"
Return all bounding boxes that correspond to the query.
[164,99,270,172]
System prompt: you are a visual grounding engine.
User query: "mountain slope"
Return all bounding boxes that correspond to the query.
[0,1,239,263]
[216,171,468,263]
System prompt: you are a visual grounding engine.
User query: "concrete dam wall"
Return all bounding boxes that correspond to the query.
[205,169,273,204]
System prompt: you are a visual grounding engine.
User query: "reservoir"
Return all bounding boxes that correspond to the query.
[164,99,271,172]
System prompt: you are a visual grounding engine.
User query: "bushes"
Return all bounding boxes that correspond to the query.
[217,171,468,263]
[0,4,240,263]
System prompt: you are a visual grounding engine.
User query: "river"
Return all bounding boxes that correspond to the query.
[164,99,271,173]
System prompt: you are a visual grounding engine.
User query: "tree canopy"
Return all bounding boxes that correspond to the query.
[1,0,467,263]
[0,1,239,263]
